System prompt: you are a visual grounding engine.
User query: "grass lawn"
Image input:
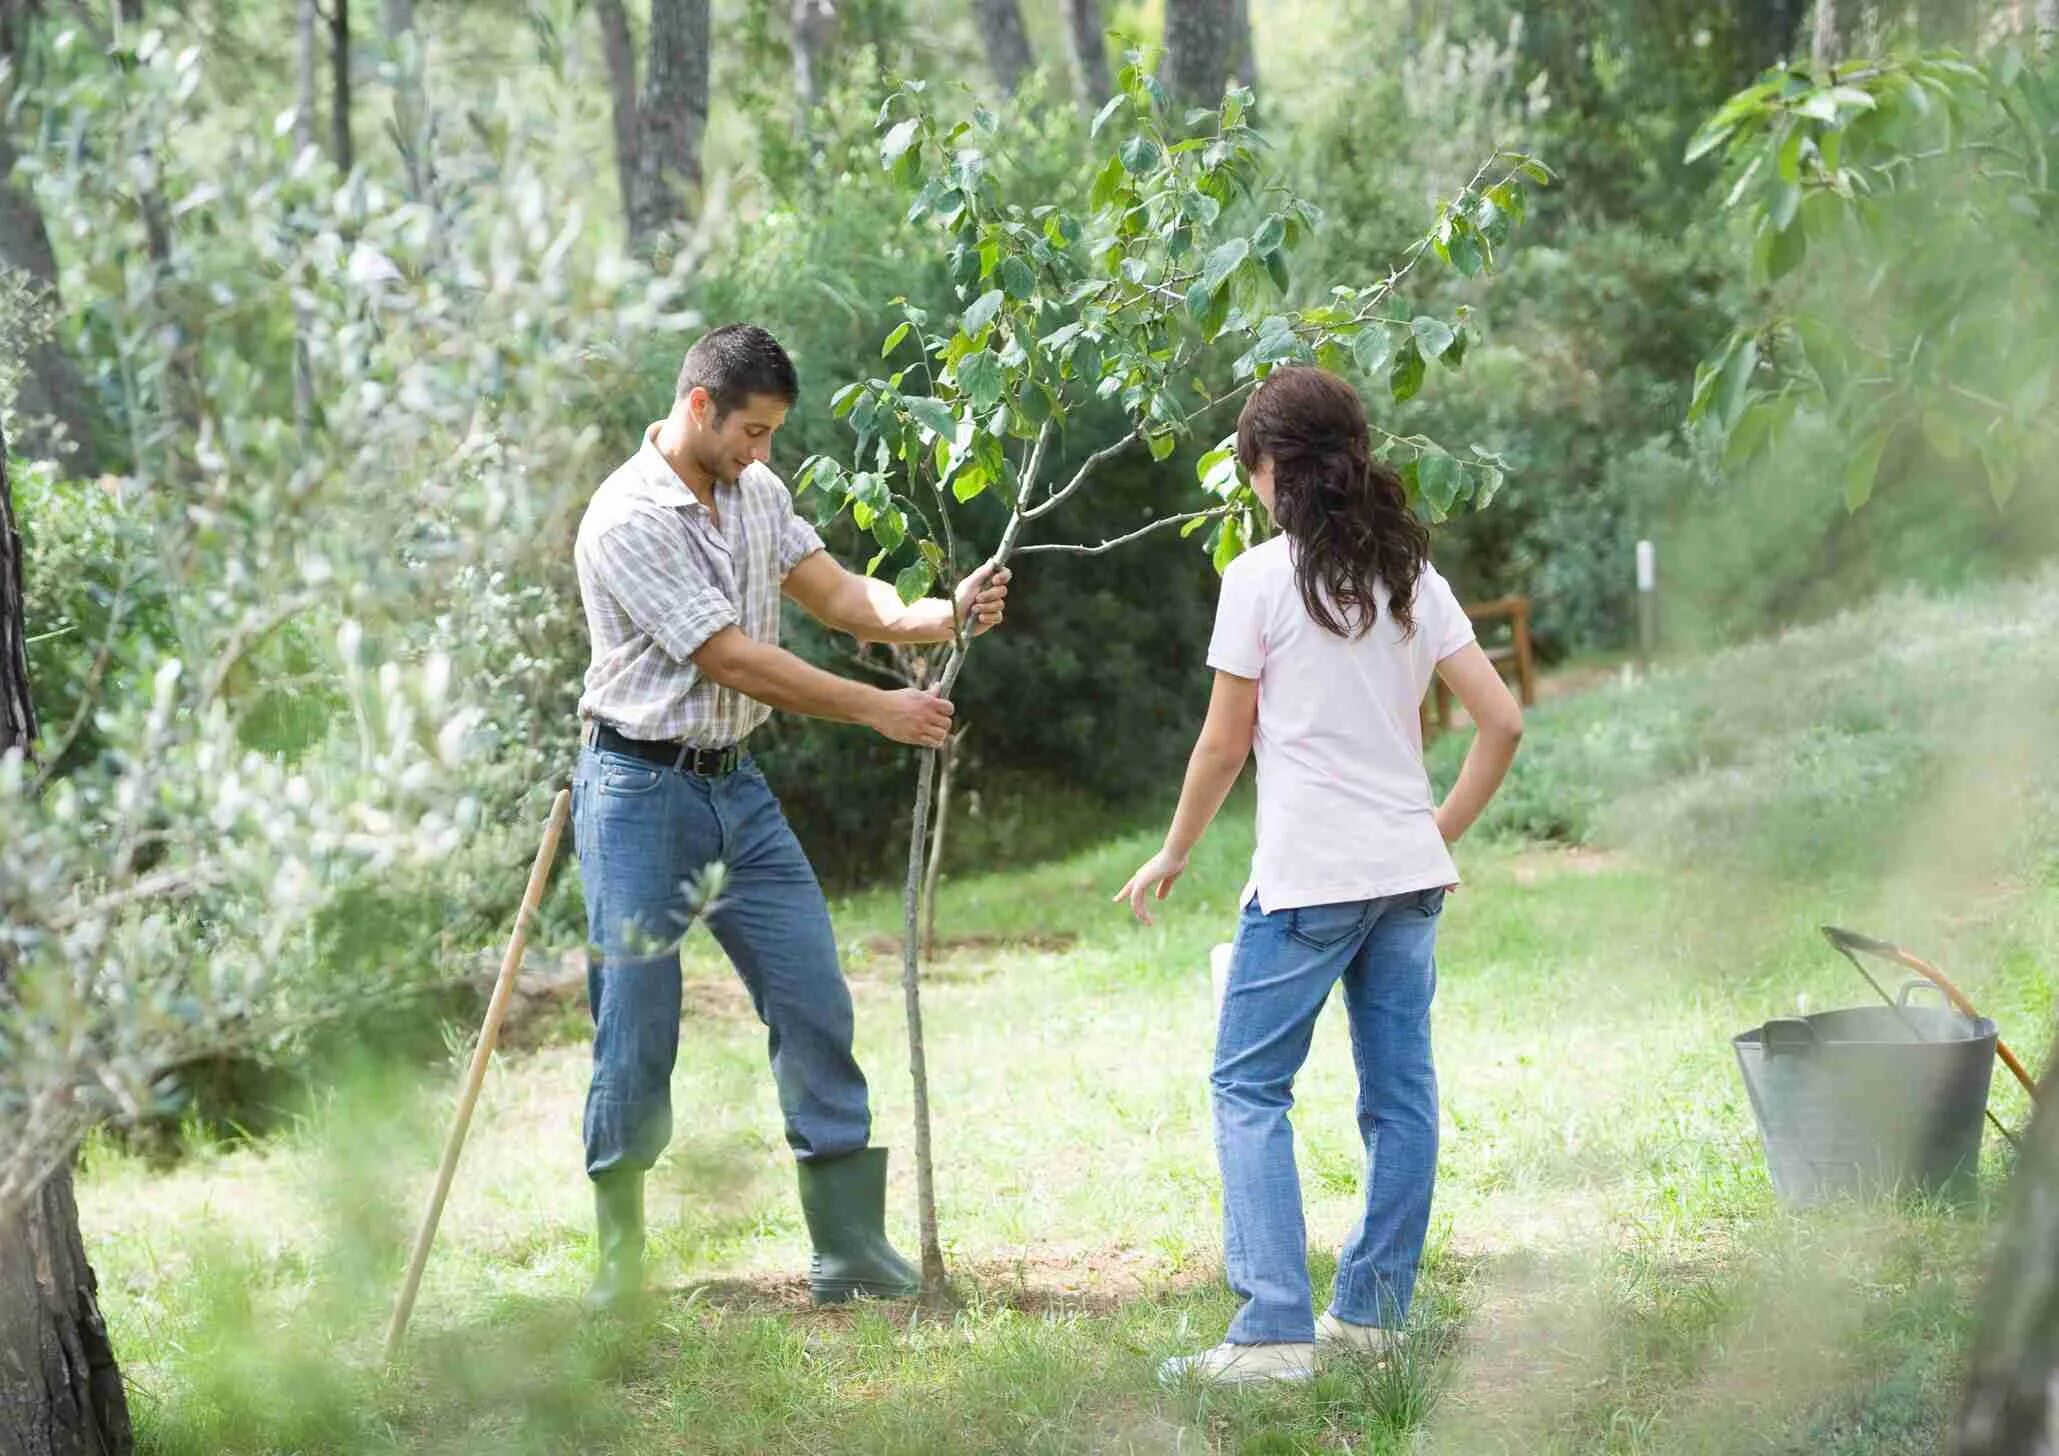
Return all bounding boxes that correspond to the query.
[78,574,2059,1454]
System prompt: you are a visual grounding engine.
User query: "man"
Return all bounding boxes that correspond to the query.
[571,323,1009,1310]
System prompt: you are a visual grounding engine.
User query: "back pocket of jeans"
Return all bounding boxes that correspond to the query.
[1287,900,1369,950]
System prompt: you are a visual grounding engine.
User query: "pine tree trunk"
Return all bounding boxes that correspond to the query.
[791,0,838,113]
[1061,0,1109,109]
[593,0,640,235]
[296,0,320,153]
[1161,0,1235,107]
[972,0,1033,96]
[0,126,101,471]
[328,0,352,172]
[632,0,709,248]
[0,431,135,1456]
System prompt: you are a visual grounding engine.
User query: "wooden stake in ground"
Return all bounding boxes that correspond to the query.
[382,787,571,1363]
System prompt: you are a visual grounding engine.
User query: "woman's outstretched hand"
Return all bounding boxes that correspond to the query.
[1114,847,1190,925]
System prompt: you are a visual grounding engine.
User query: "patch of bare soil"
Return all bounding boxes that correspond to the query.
[1507,845,1627,886]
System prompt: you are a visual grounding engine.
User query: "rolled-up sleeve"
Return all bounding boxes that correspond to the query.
[777,497,826,577]
[591,519,738,663]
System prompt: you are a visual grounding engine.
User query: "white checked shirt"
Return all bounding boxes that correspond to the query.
[574,424,825,744]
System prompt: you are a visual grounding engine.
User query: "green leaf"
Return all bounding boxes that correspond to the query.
[1768,180,1802,232]
[1351,325,1395,379]
[1717,335,1759,430]
[1091,94,1126,137]
[905,397,957,440]
[1119,135,1161,174]
[1200,237,1249,297]
[1766,216,1807,278]
[881,322,911,357]
[872,508,907,552]
[999,255,1036,300]
[894,562,936,605]
[962,289,1004,336]
[880,118,920,169]
[1410,316,1456,360]
[951,460,989,503]
[1445,230,1484,276]
[1797,92,1840,124]
[1147,430,1176,462]
[1418,452,1462,514]
[1477,464,1506,508]
[1186,280,1214,322]
[830,383,865,418]
[958,351,1003,409]
[1390,339,1426,402]
[1252,214,1286,254]
[1983,443,2019,507]
[1685,120,1736,164]
[1263,250,1289,293]
[1844,428,1889,510]
[973,104,998,133]
[1089,154,1127,212]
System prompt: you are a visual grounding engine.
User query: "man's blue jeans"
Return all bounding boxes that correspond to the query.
[571,745,871,1177]
[1214,887,1444,1344]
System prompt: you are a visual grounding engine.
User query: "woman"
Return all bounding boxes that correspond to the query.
[1116,365,1523,1386]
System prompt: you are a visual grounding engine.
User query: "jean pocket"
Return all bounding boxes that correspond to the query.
[1413,886,1447,918]
[1287,900,1370,950]
[598,758,665,797]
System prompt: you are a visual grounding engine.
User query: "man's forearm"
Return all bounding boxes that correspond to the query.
[840,574,956,645]
[698,635,887,726]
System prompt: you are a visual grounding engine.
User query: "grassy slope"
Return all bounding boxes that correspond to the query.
[80,571,2059,1454]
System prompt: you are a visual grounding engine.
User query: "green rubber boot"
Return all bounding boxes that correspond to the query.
[795,1147,921,1305]
[584,1169,645,1315]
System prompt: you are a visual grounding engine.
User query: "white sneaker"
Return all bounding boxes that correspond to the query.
[1157,1341,1316,1388]
[1315,1312,1399,1360]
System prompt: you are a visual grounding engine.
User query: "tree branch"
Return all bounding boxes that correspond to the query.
[1015,504,1232,558]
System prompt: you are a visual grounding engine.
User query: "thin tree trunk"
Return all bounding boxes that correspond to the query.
[328,0,352,172]
[1061,0,1109,109]
[632,0,709,248]
[1161,0,1235,108]
[972,0,1033,96]
[296,0,320,153]
[0,431,135,1456]
[1230,0,1256,90]
[593,0,641,236]
[791,0,838,114]
[381,0,412,37]
[1811,0,1839,63]
[920,728,962,960]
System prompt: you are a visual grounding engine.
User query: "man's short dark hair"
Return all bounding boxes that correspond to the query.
[676,324,799,416]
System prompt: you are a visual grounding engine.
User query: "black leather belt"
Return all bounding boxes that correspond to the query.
[585,720,740,776]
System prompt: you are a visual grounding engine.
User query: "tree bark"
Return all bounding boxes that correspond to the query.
[328,0,352,173]
[972,0,1033,96]
[296,0,320,154]
[1229,0,1256,90]
[1954,1055,2059,1455]
[593,0,641,236]
[0,430,135,1456]
[0,124,102,471]
[1061,0,1109,109]
[1810,0,1839,63]
[1161,0,1235,108]
[920,728,962,961]
[791,0,838,113]
[632,0,709,248]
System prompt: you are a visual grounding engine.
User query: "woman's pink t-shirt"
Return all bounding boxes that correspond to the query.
[1206,536,1475,913]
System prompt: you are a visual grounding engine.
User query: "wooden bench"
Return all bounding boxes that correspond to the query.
[1424,595,1535,735]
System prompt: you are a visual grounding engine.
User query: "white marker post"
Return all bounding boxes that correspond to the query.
[1635,539,1658,673]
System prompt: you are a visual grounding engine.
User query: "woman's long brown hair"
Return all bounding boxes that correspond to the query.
[1235,365,1430,638]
